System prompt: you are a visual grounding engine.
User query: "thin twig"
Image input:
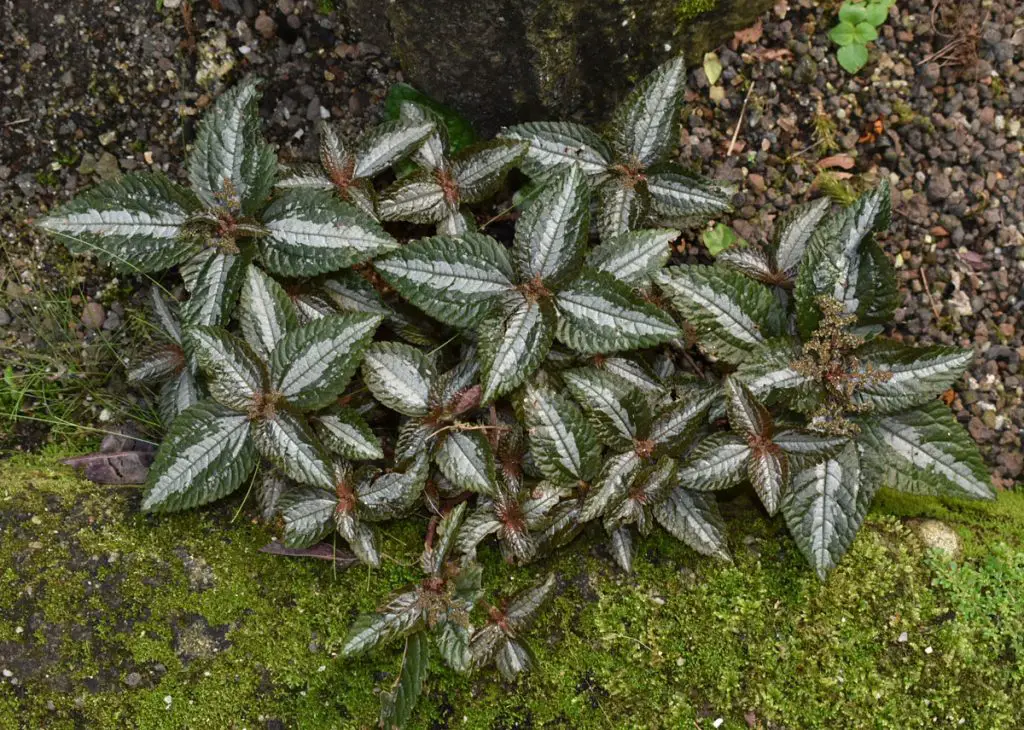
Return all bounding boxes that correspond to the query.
[726,82,754,157]
[2,118,30,128]
[920,268,942,320]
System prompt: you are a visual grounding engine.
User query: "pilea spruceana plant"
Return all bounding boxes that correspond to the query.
[39,55,994,728]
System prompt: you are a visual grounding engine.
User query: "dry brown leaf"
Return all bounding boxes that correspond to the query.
[817,154,856,170]
[755,48,793,62]
[733,20,764,45]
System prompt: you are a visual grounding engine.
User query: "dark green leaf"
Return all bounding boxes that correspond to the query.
[564,367,651,449]
[747,447,788,516]
[555,269,680,354]
[495,638,536,681]
[505,573,557,631]
[335,510,380,567]
[657,264,785,363]
[648,386,718,455]
[238,264,300,355]
[452,140,528,204]
[421,502,468,575]
[595,177,650,243]
[270,313,382,410]
[610,56,686,166]
[380,632,430,730]
[653,487,731,561]
[260,190,398,277]
[724,376,772,439]
[315,409,384,460]
[278,487,336,548]
[252,408,334,489]
[521,381,602,486]
[353,119,436,179]
[385,84,475,153]
[159,369,201,425]
[773,430,849,471]
[189,326,266,411]
[142,401,257,512]
[853,340,974,413]
[676,433,751,491]
[646,171,733,220]
[362,342,437,417]
[181,251,247,330]
[609,526,635,572]
[436,620,471,673]
[455,505,502,556]
[581,451,641,522]
[586,228,677,285]
[38,172,200,272]
[357,455,428,520]
[321,271,390,316]
[479,294,556,403]
[854,239,898,327]
[186,78,276,215]
[857,402,993,500]
[513,165,590,286]
[781,442,867,580]
[500,121,613,178]
[773,197,830,275]
[435,431,497,496]
[733,338,818,409]
[716,246,776,283]
[341,591,424,657]
[377,171,447,223]
[375,232,516,326]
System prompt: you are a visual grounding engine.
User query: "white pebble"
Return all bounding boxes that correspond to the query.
[925,646,933,654]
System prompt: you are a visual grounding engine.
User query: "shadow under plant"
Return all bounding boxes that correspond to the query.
[2,450,1024,729]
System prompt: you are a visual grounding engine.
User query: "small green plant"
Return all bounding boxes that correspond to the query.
[829,0,896,73]
[702,222,745,256]
[38,57,993,728]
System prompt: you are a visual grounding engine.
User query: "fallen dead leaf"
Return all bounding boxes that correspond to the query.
[817,154,856,170]
[733,20,764,45]
[754,47,793,62]
[260,541,359,568]
[774,0,789,18]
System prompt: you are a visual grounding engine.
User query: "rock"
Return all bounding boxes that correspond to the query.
[124,672,142,688]
[81,302,105,330]
[94,152,121,181]
[793,55,817,85]
[925,172,952,204]
[347,0,775,134]
[919,62,941,88]
[747,173,766,194]
[0,309,10,327]
[254,12,276,39]
[162,0,181,7]
[911,519,961,559]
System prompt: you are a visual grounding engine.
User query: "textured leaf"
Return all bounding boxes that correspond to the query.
[513,165,590,286]
[274,165,332,192]
[599,357,666,396]
[676,433,751,491]
[252,408,334,489]
[187,78,276,215]
[648,386,718,455]
[315,409,384,460]
[430,357,482,413]
[456,506,502,555]
[341,591,424,657]
[853,239,898,327]
[610,56,686,166]
[500,121,613,178]
[452,140,527,204]
[422,502,468,575]
[378,171,447,223]
[609,526,635,572]
[495,638,535,681]
[794,182,891,336]
[724,377,772,439]
[375,232,516,326]
[747,447,789,516]
[380,632,429,730]
[521,381,602,486]
[159,369,201,425]
[397,99,451,171]
[437,205,475,236]
[733,338,818,408]
[260,190,398,277]
[38,172,199,272]
[190,326,266,411]
[595,177,650,243]
[362,342,436,417]
[563,368,651,449]
[716,246,777,283]
[646,171,733,220]
[505,573,556,631]
[141,402,257,512]
[773,197,830,274]
[478,294,556,403]
[149,287,183,343]
[181,251,246,330]
[353,119,435,179]
[256,471,287,521]
[335,511,380,567]
[437,621,471,673]
[127,348,184,384]
[588,228,677,285]
[436,431,497,496]
[853,341,974,414]
[357,455,428,520]
[555,269,680,354]
[657,265,784,363]
[781,442,867,580]
[653,487,731,561]
[773,430,849,471]
[857,402,993,500]
[238,264,299,355]
[581,451,641,522]
[270,313,382,411]
[278,487,335,548]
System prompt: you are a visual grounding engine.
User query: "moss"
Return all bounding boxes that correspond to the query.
[2,452,1024,728]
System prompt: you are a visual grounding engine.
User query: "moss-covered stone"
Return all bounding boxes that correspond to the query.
[2,449,1024,728]
[349,0,774,134]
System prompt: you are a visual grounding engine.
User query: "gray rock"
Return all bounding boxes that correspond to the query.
[124,672,142,688]
[81,302,106,330]
[911,519,961,559]
[925,172,953,203]
[94,152,121,181]
[347,0,775,134]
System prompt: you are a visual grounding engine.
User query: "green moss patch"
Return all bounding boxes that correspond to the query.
[1,452,1022,728]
